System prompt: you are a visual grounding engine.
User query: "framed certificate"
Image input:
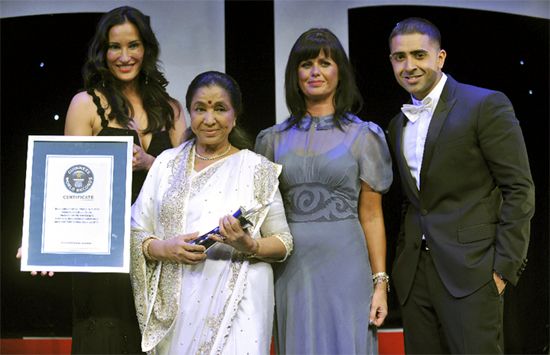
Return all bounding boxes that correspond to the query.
[20,136,133,273]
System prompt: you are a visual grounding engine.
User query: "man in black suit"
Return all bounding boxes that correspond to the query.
[386,17,535,354]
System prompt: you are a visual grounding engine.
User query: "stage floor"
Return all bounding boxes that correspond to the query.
[1,329,405,354]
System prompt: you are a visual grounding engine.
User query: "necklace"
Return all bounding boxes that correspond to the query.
[195,144,232,161]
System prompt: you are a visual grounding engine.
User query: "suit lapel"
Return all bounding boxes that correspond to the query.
[419,76,458,191]
[395,113,420,201]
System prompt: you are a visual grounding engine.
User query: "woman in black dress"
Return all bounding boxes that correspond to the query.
[63,6,185,353]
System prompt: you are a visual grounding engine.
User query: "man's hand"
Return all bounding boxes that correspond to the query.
[493,272,507,295]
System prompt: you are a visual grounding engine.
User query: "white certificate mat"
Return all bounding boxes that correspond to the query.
[20,136,133,273]
[42,155,113,254]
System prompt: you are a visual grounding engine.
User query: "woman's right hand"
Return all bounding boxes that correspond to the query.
[16,247,54,277]
[148,232,207,264]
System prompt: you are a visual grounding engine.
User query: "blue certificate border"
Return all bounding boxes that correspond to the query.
[23,138,131,271]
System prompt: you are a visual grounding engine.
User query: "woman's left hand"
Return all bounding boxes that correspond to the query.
[132,143,155,171]
[16,247,54,277]
[369,283,388,327]
[211,215,258,255]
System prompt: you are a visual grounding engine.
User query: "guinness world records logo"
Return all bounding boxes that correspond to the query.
[64,165,94,193]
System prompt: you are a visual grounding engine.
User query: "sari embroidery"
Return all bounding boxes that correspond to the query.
[131,140,283,353]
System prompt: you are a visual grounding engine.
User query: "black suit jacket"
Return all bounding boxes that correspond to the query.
[387,75,535,304]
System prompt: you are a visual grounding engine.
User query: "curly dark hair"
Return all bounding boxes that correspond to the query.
[284,28,363,130]
[184,71,252,150]
[82,6,178,133]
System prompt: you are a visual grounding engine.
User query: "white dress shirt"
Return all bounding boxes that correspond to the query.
[402,73,448,190]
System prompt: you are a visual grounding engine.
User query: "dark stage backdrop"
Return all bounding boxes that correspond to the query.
[225,0,276,143]
[1,13,103,337]
[348,5,549,353]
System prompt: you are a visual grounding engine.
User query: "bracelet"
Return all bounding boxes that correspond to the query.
[142,236,159,261]
[372,272,390,292]
[246,239,261,259]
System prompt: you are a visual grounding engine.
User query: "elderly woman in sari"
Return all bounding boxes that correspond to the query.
[130,71,293,354]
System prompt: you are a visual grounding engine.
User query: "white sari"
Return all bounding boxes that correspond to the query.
[130,140,292,354]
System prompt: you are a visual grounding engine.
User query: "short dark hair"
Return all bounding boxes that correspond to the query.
[284,28,363,129]
[389,17,442,48]
[184,71,252,149]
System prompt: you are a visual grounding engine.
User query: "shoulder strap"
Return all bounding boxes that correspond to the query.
[87,89,108,128]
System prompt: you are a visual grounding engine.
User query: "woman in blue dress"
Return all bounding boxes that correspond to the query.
[255,28,393,354]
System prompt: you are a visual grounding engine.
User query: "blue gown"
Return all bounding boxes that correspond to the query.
[255,114,392,354]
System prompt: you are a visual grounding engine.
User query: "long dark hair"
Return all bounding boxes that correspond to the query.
[284,28,363,129]
[83,6,178,133]
[184,71,252,150]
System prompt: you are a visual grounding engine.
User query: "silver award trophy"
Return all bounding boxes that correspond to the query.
[189,202,272,251]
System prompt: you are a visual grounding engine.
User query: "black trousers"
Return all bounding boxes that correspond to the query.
[401,249,504,354]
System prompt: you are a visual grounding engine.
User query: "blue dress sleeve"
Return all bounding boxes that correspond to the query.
[254,126,276,161]
[355,121,393,193]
